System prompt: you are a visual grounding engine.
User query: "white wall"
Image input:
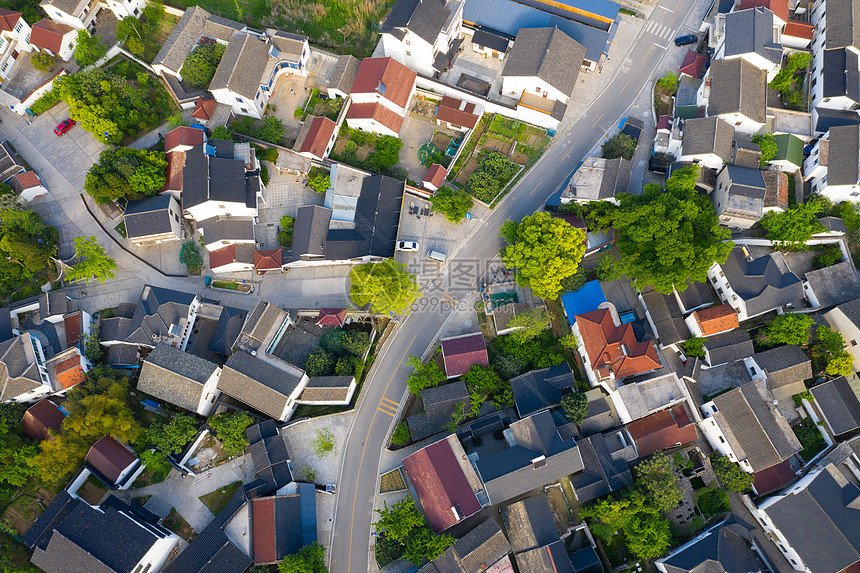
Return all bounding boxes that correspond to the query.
[713,111,766,136]
[186,201,257,224]
[698,406,746,465]
[803,138,827,181]
[105,0,147,19]
[677,152,724,171]
[136,533,180,573]
[712,168,760,230]
[344,116,400,138]
[823,307,860,369]
[721,53,781,83]
[501,75,569,105]
[707,262,750,320]
[196,370,221,416]
[211,86,265,119]
[381,31,435,77]
[17,184,49,203]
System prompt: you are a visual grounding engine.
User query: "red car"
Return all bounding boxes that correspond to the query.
[54,119,76,136]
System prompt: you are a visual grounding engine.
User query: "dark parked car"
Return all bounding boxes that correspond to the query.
[674,34,698,46]
[54,119,76,136]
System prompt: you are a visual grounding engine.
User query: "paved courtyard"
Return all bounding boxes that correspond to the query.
[268,74,313,142]
[257,165,325,249]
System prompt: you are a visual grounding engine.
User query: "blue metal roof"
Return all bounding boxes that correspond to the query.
[516,0,620,22]
[560,280,607,320]
[464,0,614,61]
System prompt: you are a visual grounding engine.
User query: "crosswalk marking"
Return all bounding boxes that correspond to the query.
[380,396,399,409]
[645,20,674,41]
[377,407,396,417]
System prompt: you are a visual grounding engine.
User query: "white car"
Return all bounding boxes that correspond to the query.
[397,241,419,252]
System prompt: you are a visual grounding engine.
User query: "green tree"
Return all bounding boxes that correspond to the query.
[85,147,167,204]
[180,241,203,269]
[208,411,255,456]
[279,542,327,573]
[368,136,403,172]
[180,43,226,89]
[589,165,732,293]
[561,392,589,425]
[74,30,107,67]
[278,215,295,248]
[146,415,198,455]
[760,199,826,251]
[465,171,500,203]
[349,260,421,315]
[814,245,842,269]
[559,333,579,350]
[66,236,118,284]
[305,348,337,376]
[31,52,55,72]
[710,453,753,492]
[601,133,637,160]
[310,428,337,458]
[827,352,853,376]
[374,499,454,566]
[462,365,507,416]
[560,265,588,293]
[762,313,813,346]
[320,328,346,356]
[166,112,189,130]
[493,354,527,380]
[500,212,587,300]
[342,330,370,356]
[0,404,37,488]
[307,167,331,194]
[581,495,671,561]
[681,337,705,358]
[635,454,683,512]
[140,449,172,477]
[211,125,232,140]
[811,325,852,376]
[116,1,165,60]
[769,52,811,97]
[430,187,474,223]
[506,308,552,344]
[335,355,356,375]
[657,72,679,91]
[753,133,778,166]
[64,393,142,443]
[391,422,411,446]
[406,355,446,395]
[256,116,286,144]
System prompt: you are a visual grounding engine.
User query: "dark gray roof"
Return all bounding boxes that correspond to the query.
[711,379,801,471]
[822,49,860,102]
[106,343,139,367]
[569,432,633,503]
[450,518,512,572]
[218,351,305,419]
[641,287,689,345]
[475,410,583,503]
[39,291,72,320]
[708,59,767,123]
[677,280,716,312]
[828,125,860,186]
[407,380,469,441]
[182,145,250,211]
[722,165,767,220]
[818,216,846,233]
[720,247,803,317]
[502,27,586,98]
[299,376,355,402]
[752,344,811,389]
[703,329,754,366]
[598,157,631,199]
[152,6,244,73]
[208,306,247,355]
[234,301,287,353]
[807,261,860,308]
[201,217,255,246]
[252,483,317,562]
[0,308,12,344]
[107,285,197,346]
[247,422,293,493]
[815,107,860,134]
[124,195,175,239]
[0,336,44,402]
[810,375,860,436]
[0,141,26,183]
[659,522,768,573]
[472,29,511,53]
[723,7,783,65]
[511,363,575,417]
[329,54,360,94]
[381,0,453,45]
[210,33,270,100]
[501,494,559,553]
[137,343,219,412]
[762,464,860,573]
[291,205,332,261]
[825,0,860,50]
[516,540,574,573]
[681,117,734,162]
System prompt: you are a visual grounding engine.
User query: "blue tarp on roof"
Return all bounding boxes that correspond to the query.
[560,280,606,320]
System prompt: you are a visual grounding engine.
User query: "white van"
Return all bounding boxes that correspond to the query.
[426,250,447,263]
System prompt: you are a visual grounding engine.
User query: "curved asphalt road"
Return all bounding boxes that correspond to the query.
[329,0,705,570]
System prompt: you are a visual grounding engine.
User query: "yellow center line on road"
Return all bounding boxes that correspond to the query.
[589,112,605,129]
[347,334,417,572]
[620,79,631,93]
[529,180,543,196]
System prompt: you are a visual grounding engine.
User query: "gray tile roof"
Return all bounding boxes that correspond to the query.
[708,59,767,123]
[290,205,332,261]
[825,0,860,51]
[828,125,860,186]
[201,217,255,247]
[806,261,860,308]
[328,54,360,94]
[153,6,245,73]
[810,374,860,436]
[0,336,43,402]
[762,464,860,573]
[381,0,453,45]
[407,380,469,441]
[502,27,586,98]
[137,343,219,412]
[723,7,783,65]
[641,287,690,345]
[834,296,860,329]
[299,376,355,403]
[822,48,860,102]
[501,494,559,553]
[182,144,250,212]
[0,141,25,184]
[218,351,305,419]
[39,0,87,16]
[711,379,801,471]
[124,195,175,239]
[510,363,575,418]
[451,518,511,572]
[515,540,574,573]
[752,344,811,390]
[720,247,803,317]
[681,117,734,162]
[704,329,755,366]
[659,521,768,573]
[208,306,247,355]
[210,33,271,100]
[234,301,287,353]
[569,432,633,503]
[106,343,139,367]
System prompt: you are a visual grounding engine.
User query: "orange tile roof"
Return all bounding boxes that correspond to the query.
[347,102,405,134]
[297,116,337,158]
[12,171,41,189]
[209,245,237,270]
[350,57,417,108]
[423,164,447,188]
[164,126,205,153]
[191,96,216,120]
[0,9,22,33]
[253,248,282,272]
[783,20,815,40]
[436,96,480,129]
[693,304,739,336]
[30,19,74,53]
[64,312,81,347]
[160,150,186,193]
[737,0,789,23]
[575,308,661,380]
[54,355,86,389]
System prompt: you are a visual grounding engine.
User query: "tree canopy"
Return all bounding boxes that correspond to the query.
[710,453,753,492]
[0,403,38,489]
[462,364,512,416]
[116,1,167,61]
[811,325,853,376]
[374,499,454,566]
[66,236,118,284]
[307,167,331,194]
[634,454,683,512]
[349,261,421,315]
[304,348,338,376]
[430,187,474,223]
[588,165,733,293]
[601,133,637,160]
[209,411,255,456]
[74,30,107,67]
[760,199,825,251]
[180,43,226,89]
[500,211,586,300]
[279,542,327,573]
[581,495,672,561]
[561,392,588,425]
[85,147,167,204]
[505,307,552,344]
[761,313,813,346]
[406,356,446,395]
[0,199,58,299]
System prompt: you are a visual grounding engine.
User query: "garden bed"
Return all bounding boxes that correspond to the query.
[114,221,127,238]
[199,481,243,515]
[379,468,407,493]
[794,418,826,461]
[163,508,195,541]
[211,280,253,293]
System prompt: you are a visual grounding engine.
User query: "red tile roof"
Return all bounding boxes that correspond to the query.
[737,0,789,22]
[0,9,22,33]
[29,19,74,53]
[191,96,216,121]
[346,102,405,134]
[254,248,282,273]
[252,497,277,564]
[402,437,481,532]
[297,116,337,158]
[441,333,489,378]
[164,126,205,153]
[693,304,739,336]
[575,308,661,380]
[783,20,815,40]
[626,404,698,457]
[64,311,82,347]
[11,171,41,190]
[21,399,65,441]
[679,49,707,79]
[316,308,347,326]
[160,150,186,193]
[752,458,796,494]
[54,355,86,390]
[209,245,237,270]
[86,435,137,484]
[436,96,480,129]
[657,115,672,130]
[423,164,448,189]
[350,57,417,108]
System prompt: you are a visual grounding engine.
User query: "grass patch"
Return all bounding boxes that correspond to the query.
[131,466,167,488]
[794,418,826,461]
[211,280,251,292]
[114,220,127,238]
[163,508,196,541]
[198,481,242,515]
[134,494,153,506]
[379,468,406,493]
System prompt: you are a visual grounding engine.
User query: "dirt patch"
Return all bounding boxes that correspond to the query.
[188,434,230,472]
[525,131,549,147]
[480,137,513,155]
[654,84,675,117]
[454,157,480,185]
[431,131,454,150]
[380,469,407,493]
[77,475,108,506]
[355,146,372,161]
[2,484,64,535]
[545,488,572,534]
[511,149,531,165]
[410,99,437,118]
